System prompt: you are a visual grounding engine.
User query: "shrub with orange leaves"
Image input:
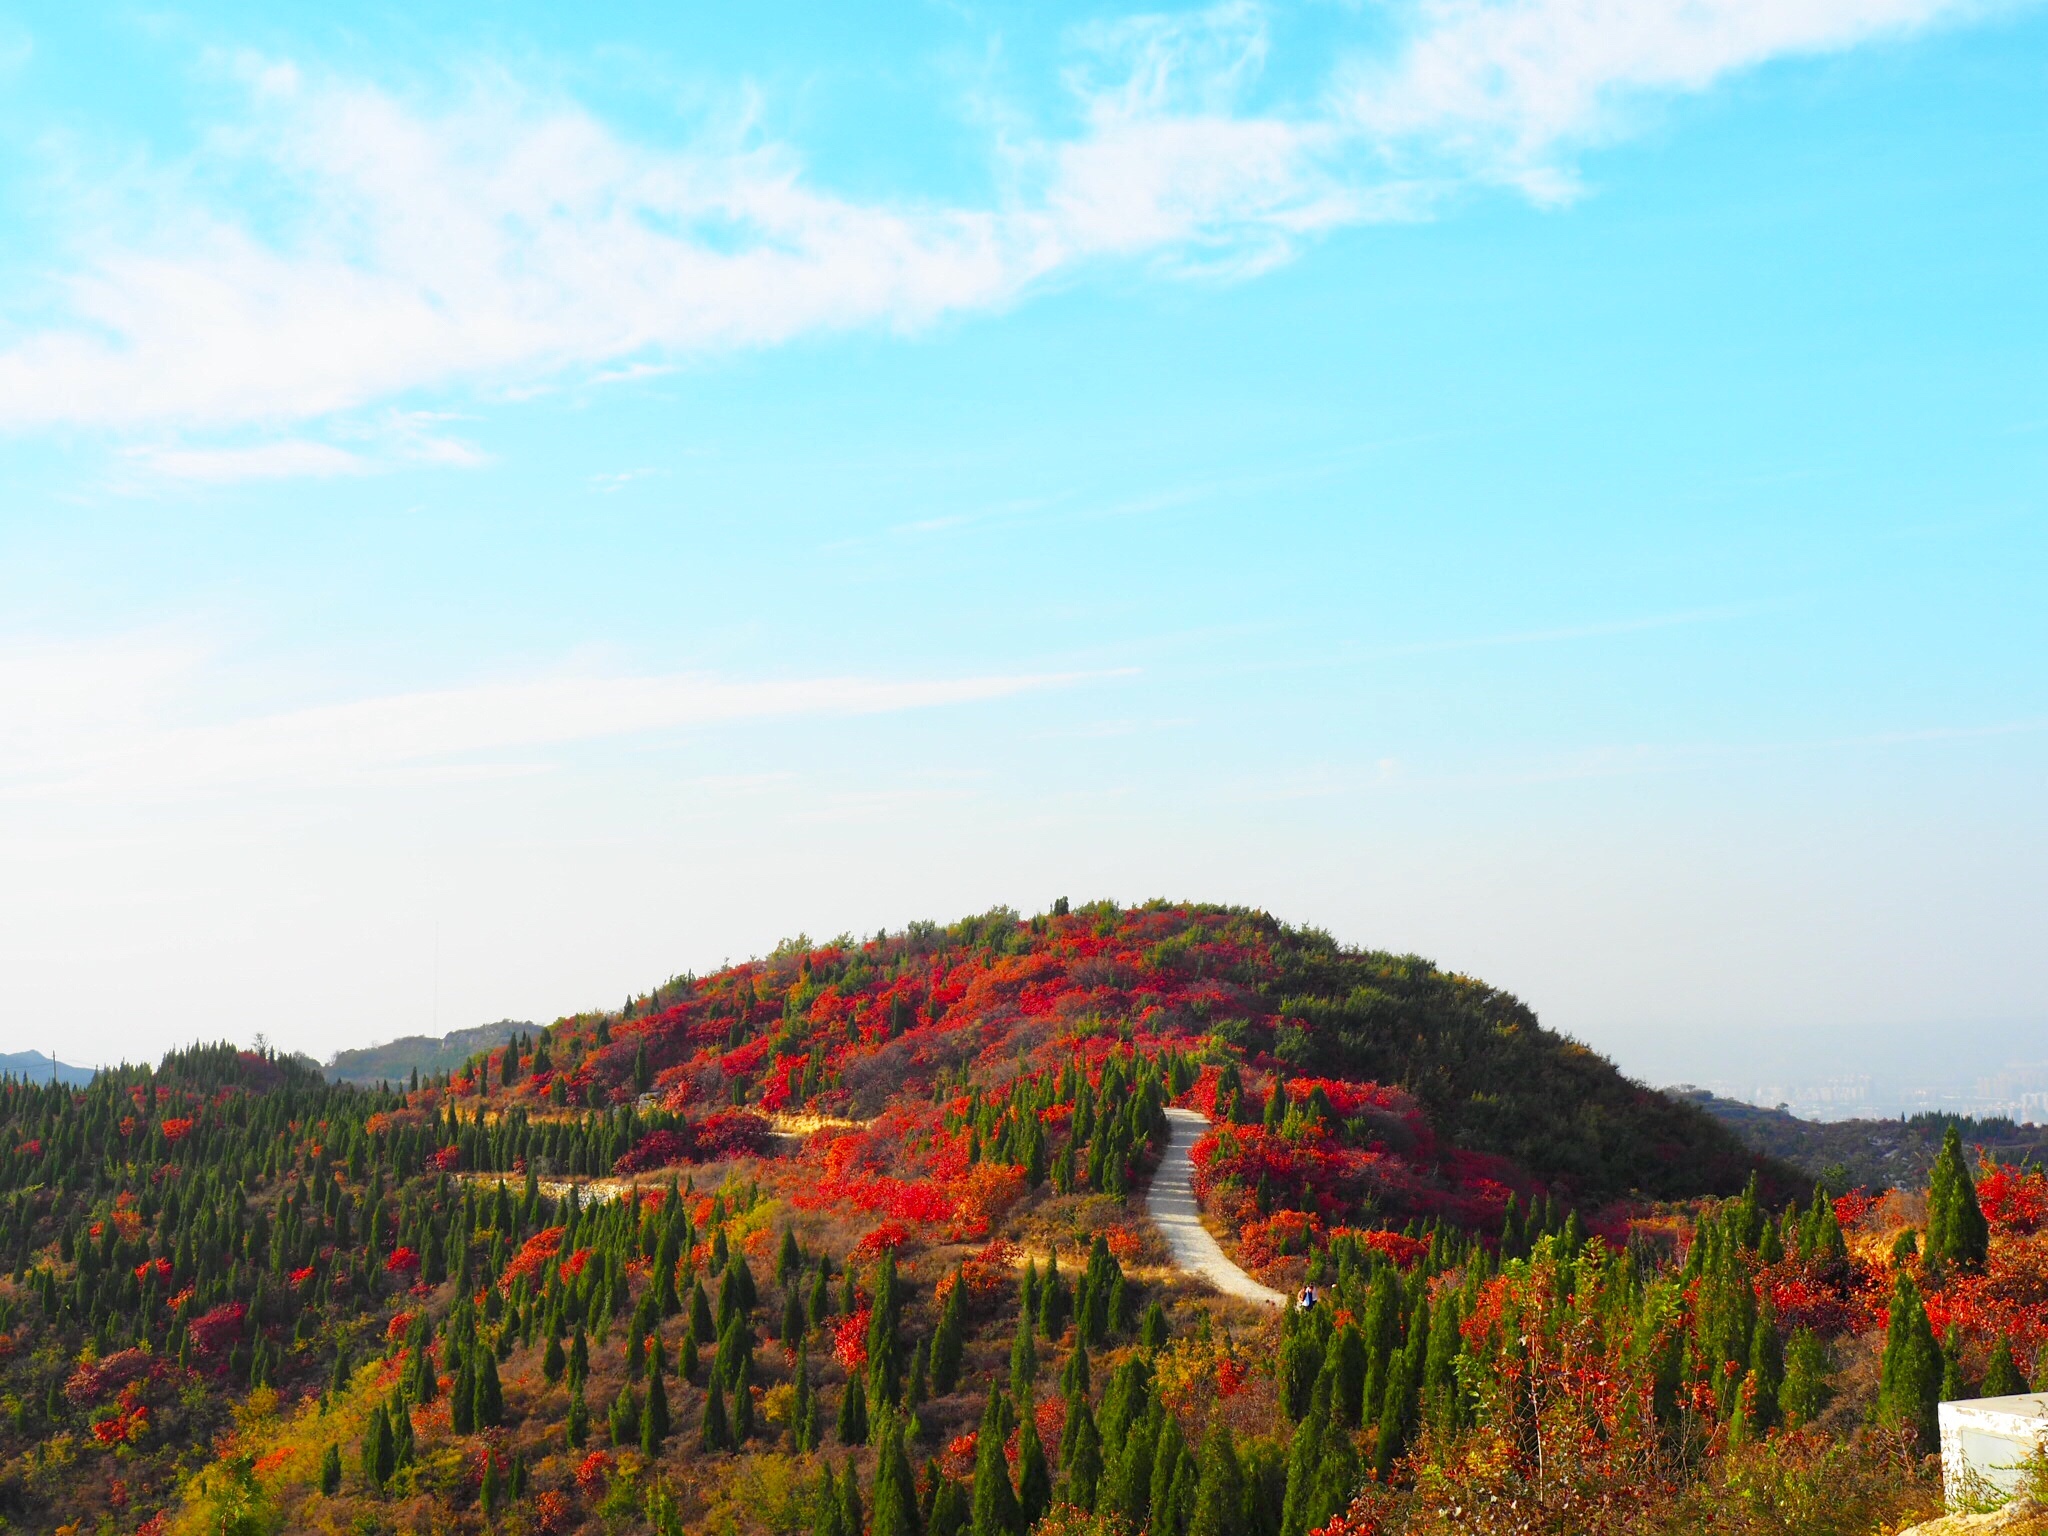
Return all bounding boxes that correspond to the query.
[943,1432,978,1480]
[575,1450,615,1493]
[949,1162,1026,1239]
[536,1489,573,1533]
[159,1118,194,1144]
[500,1226,566,1291]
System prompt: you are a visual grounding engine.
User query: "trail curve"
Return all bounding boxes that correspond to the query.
[1145,1106,1288,1309]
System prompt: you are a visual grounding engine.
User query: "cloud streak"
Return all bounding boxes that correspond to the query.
[0,0,2000,442]
[0,638,1121,802]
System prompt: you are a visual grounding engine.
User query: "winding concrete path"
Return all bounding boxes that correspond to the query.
[1145,1106,1288,1309]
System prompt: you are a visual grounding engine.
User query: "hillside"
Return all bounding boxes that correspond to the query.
[1677,1087,2048,1190]
[327,1022,539,1087]
[0,1051,96,1087]
[13,900,2003,1536]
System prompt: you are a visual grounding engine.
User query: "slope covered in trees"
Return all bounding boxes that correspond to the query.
[0,899,2019,1536]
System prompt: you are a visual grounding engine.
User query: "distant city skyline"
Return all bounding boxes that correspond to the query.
[0,2,2043,1079]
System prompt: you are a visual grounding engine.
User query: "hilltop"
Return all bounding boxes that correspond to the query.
[14,899,1965,1536]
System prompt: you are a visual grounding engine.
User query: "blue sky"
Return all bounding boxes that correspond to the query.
[0,0,2043,1092]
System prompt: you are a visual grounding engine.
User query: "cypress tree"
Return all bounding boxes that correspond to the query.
[699,1375,733,1452]
[1927,1127,1990,1271]
[838,1369,870,1446]
[733,1354,757,1442]
[971,1386,1022,1536]
[451,1358,476,1434]
[1010,1302,1038,1400]
[1876,1272,1941,1448]
[1746,1292,1784,1433]
[873,1411,922,1536]
[474,1351,504,1428]
[839,1459,865,1536]
[811,1462,846,1536]
[644,1365,671,1452]
[1188,1419,1243,1536]
[1063,1393,1104,1512]
[1148,1412,1186,1536]
[319,1442,342,1495]
[567,1383,590,1449]
[1017,1396,1052,1528]
[1941,1327,1969,1404]
[1983,1335,2026,1398]
[360,1404,393,1493]
[932,1273,967,1394]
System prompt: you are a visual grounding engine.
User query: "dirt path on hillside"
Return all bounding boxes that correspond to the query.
[1145,1106,1288,1309]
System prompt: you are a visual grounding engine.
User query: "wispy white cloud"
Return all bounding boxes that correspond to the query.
[1337,0,1990,197]
[120,439,371,483]
[0,0,2001,447]
[0,637,1126,802]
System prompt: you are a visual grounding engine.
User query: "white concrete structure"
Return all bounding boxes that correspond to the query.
[1941,1394,2048,1507]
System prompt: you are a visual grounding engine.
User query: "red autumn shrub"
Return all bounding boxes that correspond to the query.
[1979,1159,2048,1235]
[186,1302,246,1357]
[614,1129,692,1174]
[536,1489,573,1533]
[65,1349,152,1405]
[697,1107,770,1159]
[500,1227,566,1292]
[850,1221,911,1262]
[834,1308,871,1371]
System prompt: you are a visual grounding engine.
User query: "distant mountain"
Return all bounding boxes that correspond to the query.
[0,1051,95,1086]
[1672,1084,2048,1189]
[324,1020,535,1085]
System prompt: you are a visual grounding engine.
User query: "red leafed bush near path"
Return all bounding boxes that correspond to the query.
[575,1451,615,1493]
[613,1109,771,1173]
[1240,1210,1321,1269]
[614,1129,692,1174]
[384,1245,421,1277]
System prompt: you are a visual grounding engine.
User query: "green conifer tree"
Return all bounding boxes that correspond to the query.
[1778,1329,1833,1428]
[1876,1272,1942,1448]
[699,1375,733,1452]
[1188,1419,1243,1536]
[1983,1335,2026,1398]
[970,1386,1023,1536]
